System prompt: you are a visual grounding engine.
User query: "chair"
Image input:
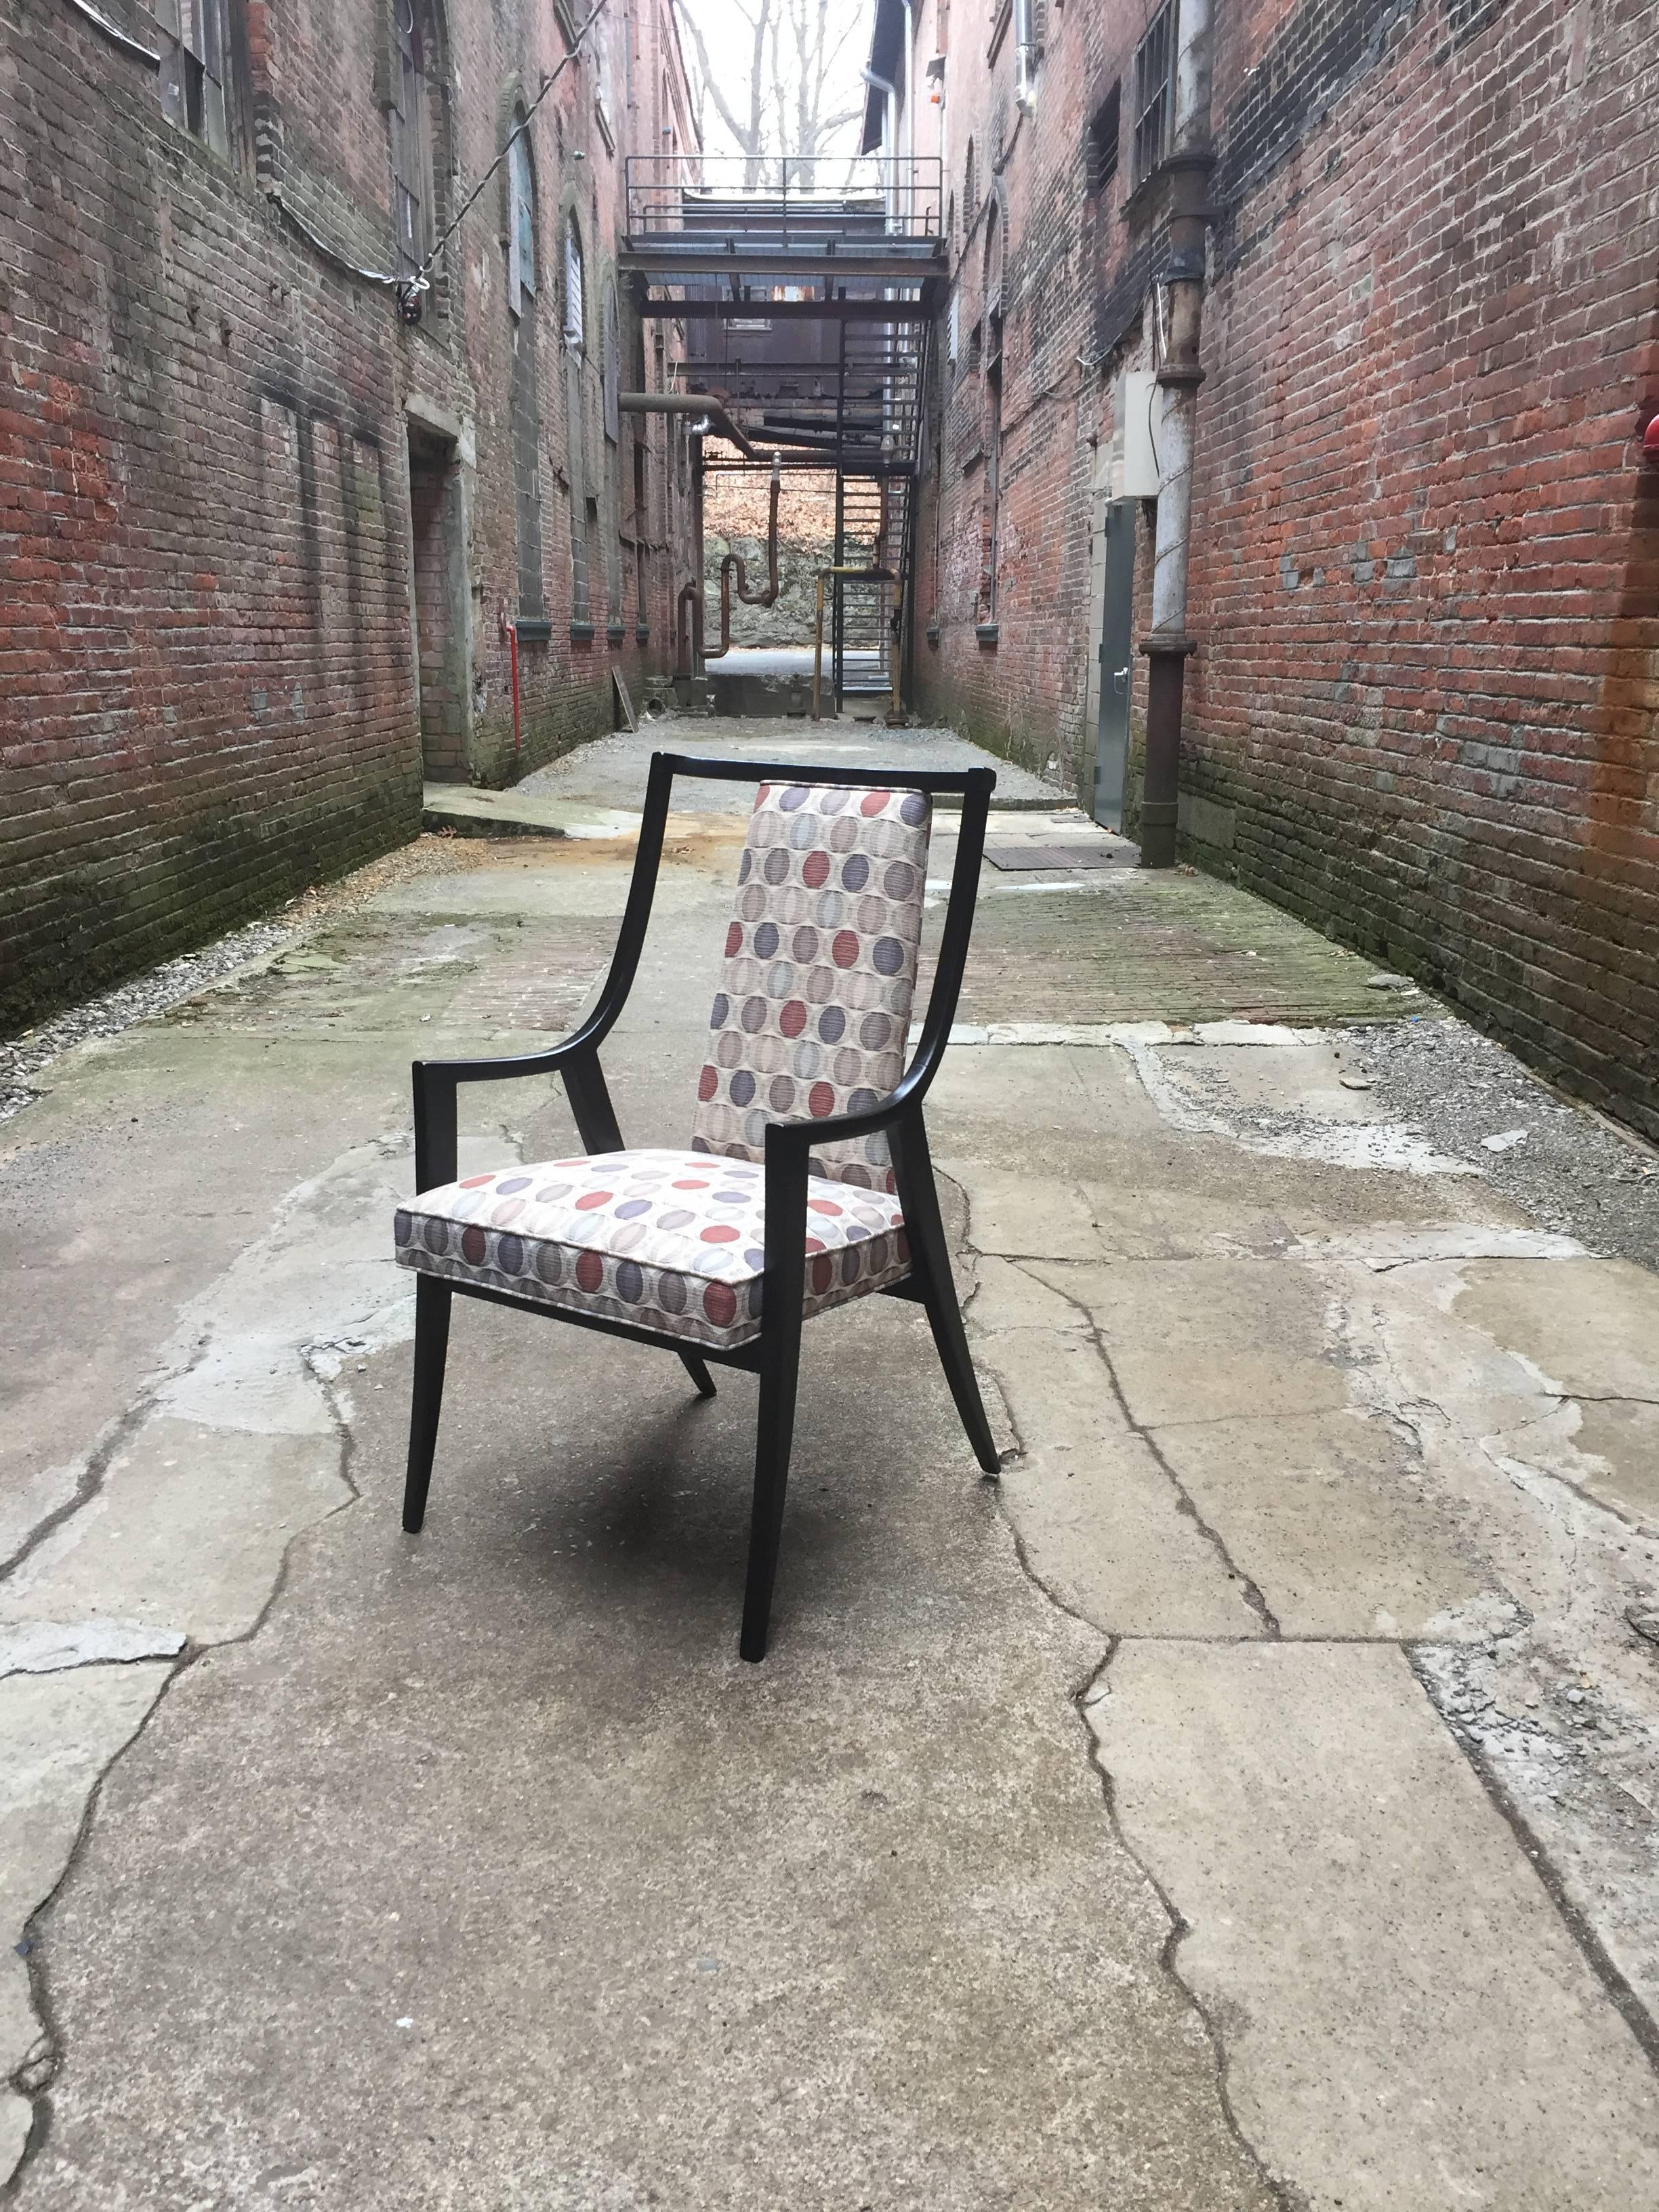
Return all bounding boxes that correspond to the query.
[393,752,1001,1660]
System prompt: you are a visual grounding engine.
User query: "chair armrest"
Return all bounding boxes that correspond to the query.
[413,1038,607,1192]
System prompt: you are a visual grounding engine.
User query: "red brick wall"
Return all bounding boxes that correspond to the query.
[907,0,1659,1140]
[0,0,699,1031]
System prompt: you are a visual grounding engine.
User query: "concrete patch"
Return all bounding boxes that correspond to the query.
[1130,1032,1477,1176]
[1096,1641,1659,2207]
[1451,1256,1659,1405]
[0,1421,349,1649]
[0,1621,186,1677]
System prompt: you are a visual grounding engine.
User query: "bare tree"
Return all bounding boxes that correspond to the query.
[673,0,775,188]
[674,0,864,191]
[771,0,866,190]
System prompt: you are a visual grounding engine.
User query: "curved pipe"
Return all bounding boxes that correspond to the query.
[703,453,783,660]
[675,581,704,680]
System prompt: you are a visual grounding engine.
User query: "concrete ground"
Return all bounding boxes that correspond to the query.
[3,715,1658,2207]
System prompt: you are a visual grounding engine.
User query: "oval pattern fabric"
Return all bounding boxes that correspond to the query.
[690,781,932,1191]
[394,1151,909,1351]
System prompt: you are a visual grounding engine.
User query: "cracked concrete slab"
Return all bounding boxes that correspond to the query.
[1095,1641,1659,2208]
[1029,1256,1351,1431]
[1149,1408,1499,1639]
[6,720,1659,2204]
[979,1326,1265,1637]
[18,1313,1279,2212]
[0,1665,174,2180]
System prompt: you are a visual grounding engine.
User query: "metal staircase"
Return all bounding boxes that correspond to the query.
[621,155,943,716]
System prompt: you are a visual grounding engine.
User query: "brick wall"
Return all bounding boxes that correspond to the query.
[904,0,1659,1140]
[0,0,699,1031]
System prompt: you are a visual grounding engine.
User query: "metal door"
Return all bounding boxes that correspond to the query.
[1092,497,1136,830]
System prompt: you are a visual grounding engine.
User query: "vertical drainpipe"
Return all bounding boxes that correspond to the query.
[1139,0,1214,868]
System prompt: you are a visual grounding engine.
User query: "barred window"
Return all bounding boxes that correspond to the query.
[1087,81,1121,197]
[1132,3,1175,187]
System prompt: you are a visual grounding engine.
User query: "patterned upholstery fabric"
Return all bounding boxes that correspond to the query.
[691,781,932,1193]
[395,1151,909,1351]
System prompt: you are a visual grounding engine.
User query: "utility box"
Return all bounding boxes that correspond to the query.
[1119,371,1161,499]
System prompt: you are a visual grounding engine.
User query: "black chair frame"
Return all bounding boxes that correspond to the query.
[403,751,1000,1660]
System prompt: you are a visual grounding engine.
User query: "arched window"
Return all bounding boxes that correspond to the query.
[391,1,451,285]
[507,112,535,316]
[964,140,976,234]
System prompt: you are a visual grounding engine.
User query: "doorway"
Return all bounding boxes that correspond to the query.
[1092,497,1137,830]
[407,428,467,781]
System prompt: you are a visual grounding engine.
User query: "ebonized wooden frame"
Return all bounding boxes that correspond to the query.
[402,751,1000,1660]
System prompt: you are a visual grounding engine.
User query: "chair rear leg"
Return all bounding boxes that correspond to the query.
[903,1173,1002,1476]
[739,1317,802,1663]
[403,1275,453,1533]
[678,1349,718,1398]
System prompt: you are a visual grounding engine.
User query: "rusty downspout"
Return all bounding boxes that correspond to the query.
[704,451,783,659]
[1139,0,1215,868]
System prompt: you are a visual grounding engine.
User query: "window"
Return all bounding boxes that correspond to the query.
[947,291,959,368]
[563,218,586,350]
[152,0,235,160]
[1132,3,1175,187]
[1087,81,1121,196]
[390,0,432,277]
[964,140,976,232]
[507,117,535,317]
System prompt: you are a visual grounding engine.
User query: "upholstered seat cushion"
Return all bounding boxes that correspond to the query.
[394,1150,909,1350]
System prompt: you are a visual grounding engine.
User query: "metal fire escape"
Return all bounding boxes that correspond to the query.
[621,155,943,716]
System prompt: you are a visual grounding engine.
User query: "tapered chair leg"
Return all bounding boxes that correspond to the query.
[895,1146,1002,1476]
[403,1275,453,1532]
[739,1313,802,1663]
[678,1349,718,1398]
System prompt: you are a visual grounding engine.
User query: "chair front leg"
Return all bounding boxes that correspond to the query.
[403,1275,453,1532]
[890,1114,1002,1476]
[741,1137,809,1662]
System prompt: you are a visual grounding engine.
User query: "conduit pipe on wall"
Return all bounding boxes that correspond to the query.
[1139,0,1215,868]
[618,392,758,461]
[703,453,783,659]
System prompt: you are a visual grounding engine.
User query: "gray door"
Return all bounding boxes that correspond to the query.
[1092,497,1136,830]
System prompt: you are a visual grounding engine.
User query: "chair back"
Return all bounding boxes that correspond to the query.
[691,781,933,1191]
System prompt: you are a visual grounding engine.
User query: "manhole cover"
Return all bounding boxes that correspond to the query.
[983,840,1139,872]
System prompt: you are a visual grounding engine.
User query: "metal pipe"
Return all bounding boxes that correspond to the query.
[1139,0,1214,869]
[619,392,757,460]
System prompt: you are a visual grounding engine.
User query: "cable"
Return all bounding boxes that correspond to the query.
[62,0,161,65]
[266,189,411,289]
[407,0,609,295]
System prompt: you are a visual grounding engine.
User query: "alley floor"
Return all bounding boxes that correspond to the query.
[3,719,1659,2208]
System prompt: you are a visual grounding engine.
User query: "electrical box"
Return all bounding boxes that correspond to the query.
[1119,370,1161,499]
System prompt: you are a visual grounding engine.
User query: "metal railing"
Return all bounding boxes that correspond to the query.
[625,153,943,246]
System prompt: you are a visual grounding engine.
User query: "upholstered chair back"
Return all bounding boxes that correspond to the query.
[691,781,933,1191]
